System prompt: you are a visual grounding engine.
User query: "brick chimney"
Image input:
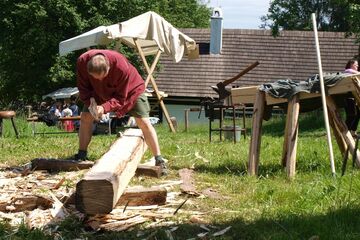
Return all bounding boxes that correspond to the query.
[210,7,223,55]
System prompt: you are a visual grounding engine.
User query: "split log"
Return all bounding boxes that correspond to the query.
[0,196,53,212]
[31,158,94,172]
[117,186,167,206]
[75,128,147,215]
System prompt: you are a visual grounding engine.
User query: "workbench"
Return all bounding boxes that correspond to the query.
[231,73,360,178]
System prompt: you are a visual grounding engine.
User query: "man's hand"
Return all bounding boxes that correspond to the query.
[97,105,104,118]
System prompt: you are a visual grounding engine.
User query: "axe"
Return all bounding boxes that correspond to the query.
[211,61,260,100]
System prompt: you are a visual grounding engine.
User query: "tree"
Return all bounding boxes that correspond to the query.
[261,0,360,56]
[0,0,211,105]
[260,0,352,35]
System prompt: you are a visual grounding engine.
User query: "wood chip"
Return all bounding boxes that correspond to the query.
[212,226,232,237]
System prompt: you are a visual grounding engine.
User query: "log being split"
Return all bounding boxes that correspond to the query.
[75,128,147,215]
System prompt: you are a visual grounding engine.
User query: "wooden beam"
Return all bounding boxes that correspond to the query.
[31,158,93,172]
[285,94,300,178]
[116,186,167,206]
[248,90,265,175]
[75,128,147,215]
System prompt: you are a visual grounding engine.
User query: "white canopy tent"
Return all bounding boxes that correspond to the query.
[59,11,198,132]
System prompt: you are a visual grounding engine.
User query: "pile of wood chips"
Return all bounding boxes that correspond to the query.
[0,165,230,236]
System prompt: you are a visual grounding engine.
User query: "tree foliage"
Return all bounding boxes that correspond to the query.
[261,0,359,39]
[0,0,211,105]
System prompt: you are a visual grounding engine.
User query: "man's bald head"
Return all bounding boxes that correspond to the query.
[87,54,110,75]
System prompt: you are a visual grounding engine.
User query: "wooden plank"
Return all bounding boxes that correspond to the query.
[116,186,167,206]
[248,90,265,175]
[31,158,93,172]
[285,94,300,178]
[75,128,147,215]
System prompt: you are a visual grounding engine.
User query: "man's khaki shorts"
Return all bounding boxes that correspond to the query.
[82,93,150,118]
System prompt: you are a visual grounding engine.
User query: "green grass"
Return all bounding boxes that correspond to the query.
[1,112,360,239]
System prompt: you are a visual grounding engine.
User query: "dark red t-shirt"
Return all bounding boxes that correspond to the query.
[77,49,145,117]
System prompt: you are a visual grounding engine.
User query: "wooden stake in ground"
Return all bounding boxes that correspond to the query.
[75,128,147,215]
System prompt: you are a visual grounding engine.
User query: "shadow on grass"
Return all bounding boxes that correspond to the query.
[171,160,285,179]
[3,204,359,239]
[86,205,360,240]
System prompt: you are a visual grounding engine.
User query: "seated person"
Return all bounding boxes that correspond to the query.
[344,59,360,136]
[69,96,80,130]
[344,59,359,74]
[49,100,63,117]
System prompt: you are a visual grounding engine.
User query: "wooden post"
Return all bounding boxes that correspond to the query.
[248,90,265,175]
[184,109,189,132]
[284,94,300,178]
[281,104,291,167]
[75,128,147,215]
[326,96,360,166]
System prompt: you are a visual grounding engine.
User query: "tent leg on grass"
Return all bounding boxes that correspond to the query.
[134,39,176,133]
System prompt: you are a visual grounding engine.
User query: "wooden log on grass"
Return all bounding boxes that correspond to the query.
[31,158,94,172]
[75,128,147,215]
[117,186,167,206]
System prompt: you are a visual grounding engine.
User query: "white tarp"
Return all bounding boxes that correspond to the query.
[59,11,197,62]
[42,87,79,100]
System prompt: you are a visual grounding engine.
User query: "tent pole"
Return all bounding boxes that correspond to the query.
[133,38,176,133]
[312,13,336,176]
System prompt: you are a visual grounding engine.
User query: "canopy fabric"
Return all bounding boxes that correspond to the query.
[59,11,196,62]
[42,87,79,100]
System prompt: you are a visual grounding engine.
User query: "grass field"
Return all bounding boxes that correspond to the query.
[0,112,360,240]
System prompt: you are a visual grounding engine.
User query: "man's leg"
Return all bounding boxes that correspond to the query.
[135,117,160,156]
[76,112,94,160]
[135,117,167,175]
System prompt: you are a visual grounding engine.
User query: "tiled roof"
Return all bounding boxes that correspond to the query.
[155,28,358,98]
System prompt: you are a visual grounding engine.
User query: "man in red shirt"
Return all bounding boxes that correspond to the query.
[75,49,167,175]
